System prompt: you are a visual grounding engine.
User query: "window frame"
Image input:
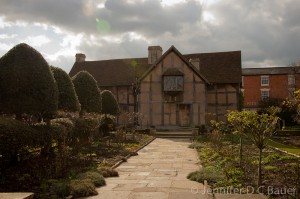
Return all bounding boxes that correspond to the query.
[260,89,270,100]
[163,75,184,92]
[261,75,269,86]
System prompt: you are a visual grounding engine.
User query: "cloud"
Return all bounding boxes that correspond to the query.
[0,0,300,72]
[23,35,51,47]
[0,0,202,36]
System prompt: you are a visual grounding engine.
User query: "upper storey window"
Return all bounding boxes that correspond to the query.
[261,75,269,86]
[163,76,184,91]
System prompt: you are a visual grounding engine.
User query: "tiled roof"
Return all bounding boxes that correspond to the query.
[69,48,242,86]
[70,58,149,86]
[184,51,242,83]
[242,67,300,76]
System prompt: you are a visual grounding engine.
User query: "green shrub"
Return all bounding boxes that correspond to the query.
[0,43,58,119]
[72,117,100,147]
[187,166,225,185]
[51,66,81,112]
[72,71,101,114]
[101,90,119,116]
[188,142,207,149]
[264,165,279,171]
[262,153,281,164]
[99,116,116,137]
[279,155,297,161]
[31,122,61,157]
[40,179,70,199]
[0,118,38,165]
[195,125,207,133]
[77,171,106,187]
[51,118,74,143]
[97,167,119,177]
[70,179,98,198]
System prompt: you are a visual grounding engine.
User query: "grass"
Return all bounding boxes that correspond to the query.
[268,139,300,156]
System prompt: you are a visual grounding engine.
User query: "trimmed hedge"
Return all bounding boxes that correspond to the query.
[70,179,97,198]
[72,116,100,147]
[0,43,58,118]
[0,118,38,164]
[101,90,119,116]
[51,66,81,112]
[72,71,101,114]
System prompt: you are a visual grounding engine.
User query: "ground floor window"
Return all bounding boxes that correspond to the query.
[261,89,269,99]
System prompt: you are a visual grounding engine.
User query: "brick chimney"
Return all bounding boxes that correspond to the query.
[148,46,162,65]
[190,58,200,71]
[75,53,86,62]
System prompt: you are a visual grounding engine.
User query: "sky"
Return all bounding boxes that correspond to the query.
[0,0,300,73]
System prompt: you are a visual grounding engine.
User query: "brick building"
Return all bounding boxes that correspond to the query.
[242,66,300,110]
[70,45,242,127]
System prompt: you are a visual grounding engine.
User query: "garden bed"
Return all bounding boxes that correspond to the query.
[189,134,300,198]
[0,133,155,198]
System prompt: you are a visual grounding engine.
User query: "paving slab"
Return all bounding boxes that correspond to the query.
[214,194,267,199]
[82,138,204,198]
[82,137,267,199]
[0,193,34,199]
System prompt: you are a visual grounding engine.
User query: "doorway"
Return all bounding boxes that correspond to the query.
[178,104,191,127]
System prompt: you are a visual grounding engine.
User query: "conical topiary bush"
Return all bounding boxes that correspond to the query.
[0,43,58,119]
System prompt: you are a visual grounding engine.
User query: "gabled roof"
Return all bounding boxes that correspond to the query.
[242,67,300,76]
[184,51,242,83]
[139,45,210,83]
[69,46,242,86]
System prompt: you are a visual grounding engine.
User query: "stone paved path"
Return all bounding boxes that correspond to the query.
[85,138,208,199]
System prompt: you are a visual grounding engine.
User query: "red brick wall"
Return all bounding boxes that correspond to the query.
[243,75,261,107]
[243,74,300,109]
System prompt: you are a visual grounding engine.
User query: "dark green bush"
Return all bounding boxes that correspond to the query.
[77,171,106,187]
[99,116,116,137]
[31,122,61,157]
[72,116,100,147]
[0,43,58,119]
[101,90,119,116]
[70,179,98,198]
[195,125,207,133]
[51,66,81,112]
[51,118,74,143]
[0,118,38,165]
[46,179,70,198]
[72,71,101,114]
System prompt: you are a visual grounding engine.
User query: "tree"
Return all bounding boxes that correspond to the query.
[51,66,81,112]
[72,71,101,115]
[0,43,58,119]
[227,110,256,167]
[228,109,279,186]
[294,89,300,123]
[258,97,297,126]
[246,110,279,187]
[101,90,119,116]
[258,97,281,114]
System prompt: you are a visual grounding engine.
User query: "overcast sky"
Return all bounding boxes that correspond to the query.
[0,0,300,72]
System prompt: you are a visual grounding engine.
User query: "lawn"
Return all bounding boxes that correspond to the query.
[268,139,300,156]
